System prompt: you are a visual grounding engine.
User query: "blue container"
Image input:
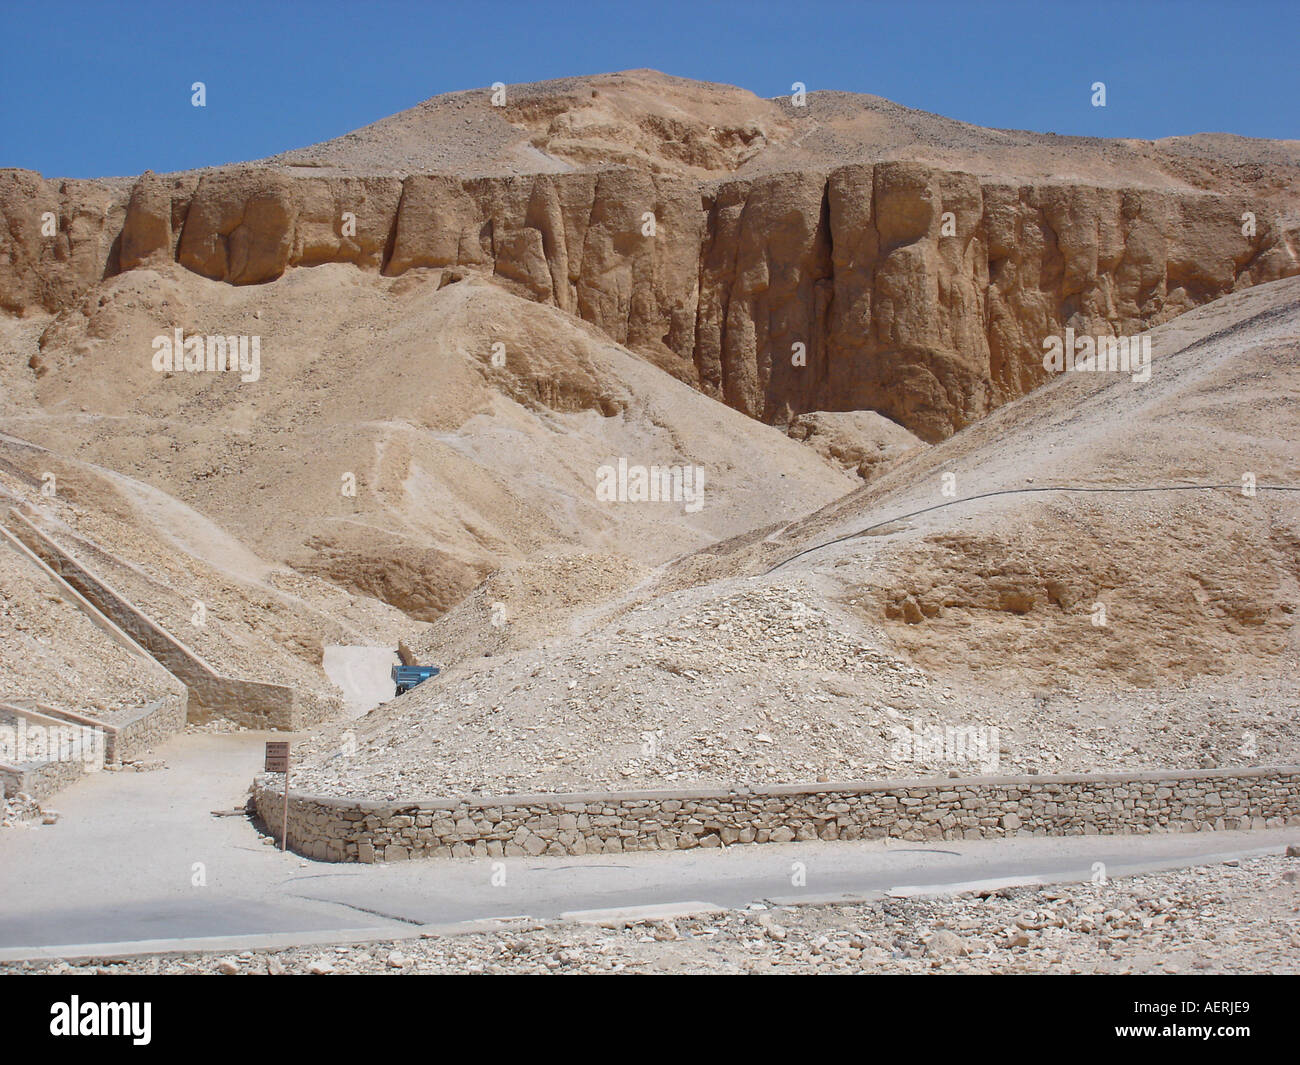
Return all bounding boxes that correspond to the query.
[391,664,441,695]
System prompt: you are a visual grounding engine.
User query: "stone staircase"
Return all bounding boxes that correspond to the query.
[3,507,335,732]
[0,516,189,801]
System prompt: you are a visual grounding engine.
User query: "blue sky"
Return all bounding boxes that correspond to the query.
[3,0,1297,178]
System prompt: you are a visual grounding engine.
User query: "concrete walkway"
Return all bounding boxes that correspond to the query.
[322,645,398,718]
[1,729,1294,958]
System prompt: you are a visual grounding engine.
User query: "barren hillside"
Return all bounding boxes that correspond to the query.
[290,277,1300,799]
[5,71,1299,443]
[0,71,1295,771]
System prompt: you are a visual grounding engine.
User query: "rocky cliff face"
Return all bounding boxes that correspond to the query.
[0,170,126,315]
[4,129,1298,442]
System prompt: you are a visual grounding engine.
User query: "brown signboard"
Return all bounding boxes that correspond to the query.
[265,741,290,773]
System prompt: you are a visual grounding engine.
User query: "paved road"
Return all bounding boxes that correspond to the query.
[0,730,1293,957]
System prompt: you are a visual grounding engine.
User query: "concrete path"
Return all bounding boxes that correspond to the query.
[0,729,1293,958]
[322,645,398,718]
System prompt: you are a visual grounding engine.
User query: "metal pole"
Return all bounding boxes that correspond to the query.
[282,760,290,852]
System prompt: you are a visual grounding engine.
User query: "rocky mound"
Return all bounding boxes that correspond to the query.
[289,277,1300,798]
[2,260,855,634]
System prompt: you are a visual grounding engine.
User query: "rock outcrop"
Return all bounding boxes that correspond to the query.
[0,169,125,315]
[4,83,1299,441]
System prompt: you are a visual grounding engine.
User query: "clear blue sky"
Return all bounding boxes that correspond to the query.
[3,0,1297,179]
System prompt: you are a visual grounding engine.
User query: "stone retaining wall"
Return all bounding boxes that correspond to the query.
[112,694,188,762]
[0,693,189,800]
[5,693,188,766]
[20,703,119,763]
[6,510,334,730]
[252,766,1300,863]
[0,752,87,801]
[0,521,177,678]
[0,705,103,801]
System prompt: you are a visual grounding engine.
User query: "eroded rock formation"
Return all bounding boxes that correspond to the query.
[4,140,1297,442]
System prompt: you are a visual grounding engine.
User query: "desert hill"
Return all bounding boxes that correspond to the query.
[4,71,1299,443]
[293,275,1300,799]
[0,260,856,693]
[0,72,1295,774]
[263,70,1300,189]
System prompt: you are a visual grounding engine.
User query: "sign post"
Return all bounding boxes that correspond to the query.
[265,741,291,852]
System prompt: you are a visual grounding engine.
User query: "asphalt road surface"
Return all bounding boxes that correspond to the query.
[0,731,1292,958]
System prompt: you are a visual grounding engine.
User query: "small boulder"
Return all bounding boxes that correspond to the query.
[925,929,969,958]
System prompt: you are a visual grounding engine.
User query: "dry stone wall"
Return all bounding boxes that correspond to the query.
[25,694,188,765]
[0,704,101,801]
[1,691,185,802]
[112,694,188,762]
[6,511,333,730]
[253,766,1300,863]
[0,750,86,801]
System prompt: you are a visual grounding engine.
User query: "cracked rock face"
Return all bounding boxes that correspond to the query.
[3,74,1299,441]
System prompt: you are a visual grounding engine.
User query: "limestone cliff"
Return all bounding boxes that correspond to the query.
[4,75,1298,441]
